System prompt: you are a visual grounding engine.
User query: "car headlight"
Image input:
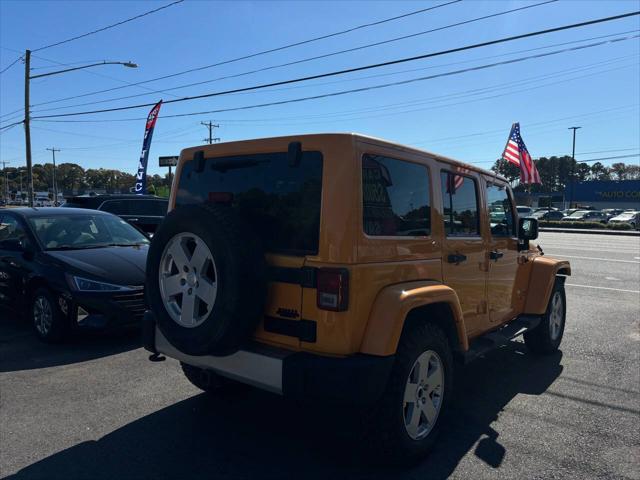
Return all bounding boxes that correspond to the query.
[70,275,134,292]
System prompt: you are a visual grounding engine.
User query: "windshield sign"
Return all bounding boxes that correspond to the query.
[29,214,150,251]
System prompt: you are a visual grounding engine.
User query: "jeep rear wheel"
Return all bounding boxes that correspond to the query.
[146,204,267,356]
[366,322,453,463]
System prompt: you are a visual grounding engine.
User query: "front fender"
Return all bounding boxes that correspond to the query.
[359,281,468,356]
[524,256,571,315]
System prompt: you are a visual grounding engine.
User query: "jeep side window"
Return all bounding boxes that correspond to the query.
[486,183,515,236]
[440,172,480,237]
[362,154,431,237]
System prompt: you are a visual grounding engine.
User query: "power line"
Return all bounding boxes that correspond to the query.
[18,28,628,123]
[32,0,558,113]
[28,43,639,125]
[37,30,639,123]
[28,12,640,120]
[575,154,640,163]
[29,0,462,108]
[0,55,23,75]
[31,0,185,52]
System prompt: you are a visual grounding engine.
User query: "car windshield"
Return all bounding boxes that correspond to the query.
[29,214,150,251]
[615,213,636,219]
[568,211,587,218]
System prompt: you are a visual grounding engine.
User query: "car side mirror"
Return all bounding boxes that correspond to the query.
[518,217,539,241]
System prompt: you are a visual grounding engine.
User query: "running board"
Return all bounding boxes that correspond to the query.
[461,315,542,364]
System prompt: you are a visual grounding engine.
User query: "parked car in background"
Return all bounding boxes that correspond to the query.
[531,210,565,221]
[602,208,624,221]
[608,211,639,229]
[63,194,168,234]
[0,208,149,342]
[34,196,53,207]
[561,210,607,223]
[516,205,534,217]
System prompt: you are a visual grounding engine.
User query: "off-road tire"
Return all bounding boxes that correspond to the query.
[31,288,68,343]
[146,204,266,356]
[181,362,246,394]
[365,322,454,464]
[524,278,566,354]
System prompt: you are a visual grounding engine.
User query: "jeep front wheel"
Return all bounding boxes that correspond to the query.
[524,279,566,354]
[366,322,453,463]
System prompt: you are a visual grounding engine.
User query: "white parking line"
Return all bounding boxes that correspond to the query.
[565,283,640,294]
[551,255,640,264]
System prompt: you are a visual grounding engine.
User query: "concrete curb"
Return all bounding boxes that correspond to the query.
[539,227,640,236]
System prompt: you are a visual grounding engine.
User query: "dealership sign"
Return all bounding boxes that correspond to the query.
[573,180,640,203]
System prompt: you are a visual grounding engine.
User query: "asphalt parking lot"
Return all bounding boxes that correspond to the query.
[1,232,639,480]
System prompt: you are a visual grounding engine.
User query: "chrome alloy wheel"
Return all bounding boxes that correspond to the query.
[33,295,53,337]
[549,291,564,341]
[159,232,218,328]
[403,350,444,440]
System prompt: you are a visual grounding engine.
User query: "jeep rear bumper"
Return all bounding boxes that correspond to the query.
[142,311,394,404]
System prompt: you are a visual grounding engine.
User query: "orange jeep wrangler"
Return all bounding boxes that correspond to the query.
[143,133,570,461]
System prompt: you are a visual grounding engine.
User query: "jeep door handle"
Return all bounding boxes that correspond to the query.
[490,250,504,261]
[447,253,467,264]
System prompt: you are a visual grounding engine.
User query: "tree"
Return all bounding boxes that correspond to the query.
[610,163,627,181]
[575,163,591,182]
[491,158,520,184]
[56,163,85,192]
[590,162,610,181]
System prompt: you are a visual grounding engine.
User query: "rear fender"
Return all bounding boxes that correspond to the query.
[524,256,571,315]
[359,281,468,356]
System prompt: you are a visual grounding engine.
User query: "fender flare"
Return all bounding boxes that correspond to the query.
[359,281,468,356]
[524,256,571,315]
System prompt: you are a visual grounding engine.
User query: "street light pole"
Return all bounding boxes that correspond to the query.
[568,126,582,207]
[46,147,60,205]
[24,50,33,207]
[23,54,137,207]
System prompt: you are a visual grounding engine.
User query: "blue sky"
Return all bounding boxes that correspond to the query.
[1,0,638,178]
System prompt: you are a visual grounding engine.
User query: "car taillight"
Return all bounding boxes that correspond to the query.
[316,268,349,311]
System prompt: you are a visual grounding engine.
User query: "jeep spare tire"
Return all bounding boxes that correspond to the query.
[146,204,266,356]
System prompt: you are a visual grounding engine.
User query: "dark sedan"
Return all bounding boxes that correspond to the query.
[0,208,149,342]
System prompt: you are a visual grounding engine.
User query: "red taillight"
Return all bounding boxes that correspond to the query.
[316,268,349,311]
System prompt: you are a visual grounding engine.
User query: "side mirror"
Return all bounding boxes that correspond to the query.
[518,217,539,241]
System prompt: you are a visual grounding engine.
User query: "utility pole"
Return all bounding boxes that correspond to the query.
[0,160,10,202]
[567,126,581,208]
[24,49,34,207]
[46,148,61,205]
[23,56,137,209]
[201,121,220,144]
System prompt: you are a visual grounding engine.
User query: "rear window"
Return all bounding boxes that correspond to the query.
[128,199,168,216]
[176,151,323,255]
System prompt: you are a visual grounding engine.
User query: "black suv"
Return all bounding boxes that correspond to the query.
[63,194,168,234]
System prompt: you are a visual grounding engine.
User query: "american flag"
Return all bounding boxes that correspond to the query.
[502,123,541,184]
